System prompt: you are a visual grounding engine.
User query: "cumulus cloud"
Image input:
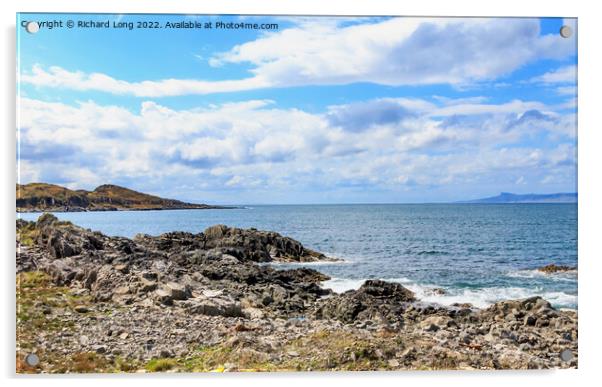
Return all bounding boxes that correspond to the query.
[20,18,575,97]
[212,18,573,87]
[530,65,577,84]
[17,94,577,202]
[325,98,429,132]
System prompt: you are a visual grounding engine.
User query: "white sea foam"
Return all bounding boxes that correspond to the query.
[321,278,367,293]
[266,257,351,267]
[321,277,577,309]
[507,269,577,282]
[412,286,577,309]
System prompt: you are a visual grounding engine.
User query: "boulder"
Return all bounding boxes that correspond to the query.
[47,231,79,258]
[359,280,415,301]
[139,277,158,293]
[153,289,173,306]
[182,296,244,317]
[163,282,191,300]
[537,264,576,274]
[314,280,415,325]
[74,305,89,313]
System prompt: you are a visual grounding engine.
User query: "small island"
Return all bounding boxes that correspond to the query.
[16,183,229,212]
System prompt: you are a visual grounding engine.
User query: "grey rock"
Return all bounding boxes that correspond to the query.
[524,315,537,326]
[163,282,191,301]
[153,289,173,306]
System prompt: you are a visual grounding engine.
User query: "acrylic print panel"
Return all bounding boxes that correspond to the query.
[16,14,577,373]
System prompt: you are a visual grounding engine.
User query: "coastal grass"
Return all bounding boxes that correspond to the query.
[16,271,99,373]
[16,222,38,246]
[17,215,74,246]
[167,329,409,372]
[145,358,178,372]
[177,345,278,372]
[280,329,400,371]
[17,271,78,333]
[15,271,141,374]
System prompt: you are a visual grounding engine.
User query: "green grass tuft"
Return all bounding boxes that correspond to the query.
[145,358,178,372]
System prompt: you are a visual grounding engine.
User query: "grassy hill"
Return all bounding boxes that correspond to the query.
[16,183,223,212]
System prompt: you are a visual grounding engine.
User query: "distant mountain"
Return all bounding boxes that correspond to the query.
[16,183,228,212]
[458,192,577,204]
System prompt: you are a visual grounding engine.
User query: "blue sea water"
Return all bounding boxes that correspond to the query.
[18,204,578,309]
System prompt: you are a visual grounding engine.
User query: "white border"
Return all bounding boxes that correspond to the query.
[2,1,600,386]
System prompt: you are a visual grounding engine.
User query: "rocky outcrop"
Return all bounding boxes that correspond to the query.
[134,224,332,263]
[16,215,578,372]
[202,224,328,262]
[17,214,336,316]
[537,264,577,273]
[314,280,415,326]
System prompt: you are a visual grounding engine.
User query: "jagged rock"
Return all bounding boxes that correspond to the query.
[479,297,553,321]
[359,280,415,300]
[537,264,576,273]
[46,258,77,285]
[36,213,59,228]
[272,268,330,284]
[314,280,415,325]
[201,225,331,263]
[163,282,191,301]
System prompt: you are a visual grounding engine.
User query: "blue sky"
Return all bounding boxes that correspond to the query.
[17,14,577,204]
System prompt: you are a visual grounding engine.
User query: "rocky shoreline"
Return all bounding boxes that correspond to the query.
[16,214,577,373]
[17,205,235,214]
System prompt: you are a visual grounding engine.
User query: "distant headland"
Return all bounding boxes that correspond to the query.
[16,182,230,212]
[458,192,577,204]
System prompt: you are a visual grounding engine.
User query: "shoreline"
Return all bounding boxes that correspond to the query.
[16,205,239,213]
[263,262,578,311]
[320,278,578,311]
[16,214,577,372]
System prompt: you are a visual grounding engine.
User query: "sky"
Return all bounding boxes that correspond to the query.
[16,14,577,204]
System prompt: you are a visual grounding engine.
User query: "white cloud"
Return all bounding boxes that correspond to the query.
[211,17,574,88]
[556,85,577,96]
[530,65,577,84]
[21,64,271,97]
[20,18,575,97]
[18,94,576,202]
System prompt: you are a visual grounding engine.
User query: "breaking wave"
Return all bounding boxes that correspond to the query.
[321,277,577,310]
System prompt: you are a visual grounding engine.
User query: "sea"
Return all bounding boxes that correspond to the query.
[18,203,578,310]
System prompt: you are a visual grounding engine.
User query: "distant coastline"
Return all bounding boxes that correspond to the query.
[457,192,577,204]
[16,182,233,213]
